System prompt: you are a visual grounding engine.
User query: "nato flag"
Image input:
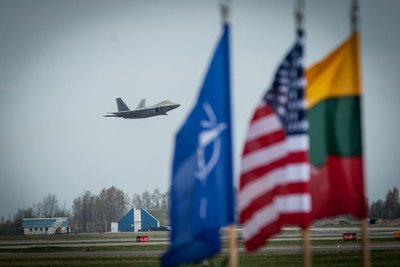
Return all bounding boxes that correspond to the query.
[161,24,235,267]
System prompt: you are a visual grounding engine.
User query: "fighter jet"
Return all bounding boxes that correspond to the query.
[104,98,180,119]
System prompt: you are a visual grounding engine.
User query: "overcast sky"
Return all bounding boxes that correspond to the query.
[0,0,399,218]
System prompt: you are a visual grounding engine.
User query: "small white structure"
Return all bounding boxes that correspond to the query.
[111,222,118,233]
[22,217,69,235]
[134,209,141,232]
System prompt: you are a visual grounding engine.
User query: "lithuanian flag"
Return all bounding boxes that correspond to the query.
[306,31,368,220]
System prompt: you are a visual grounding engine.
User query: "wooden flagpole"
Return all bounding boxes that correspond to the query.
[301,229,312,267]
[361,220,370,267]
[219,2,237,266]
[295,1,311,266]
[350,0,370,266]
[228,224,238,267]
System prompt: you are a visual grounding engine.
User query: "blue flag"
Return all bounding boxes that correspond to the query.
[161,24,235,267]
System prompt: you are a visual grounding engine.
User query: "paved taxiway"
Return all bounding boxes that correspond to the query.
[0,226,399,257]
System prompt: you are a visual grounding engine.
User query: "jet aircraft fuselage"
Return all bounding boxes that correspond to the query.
[104,98,180,119]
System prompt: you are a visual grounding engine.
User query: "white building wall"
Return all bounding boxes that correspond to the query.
[24,227,47,235]
[134,208,141,232]
[111,222,118,233]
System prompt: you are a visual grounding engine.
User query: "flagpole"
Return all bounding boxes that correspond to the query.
[360,220,370,267]
[220,0,230,26]
[351,1,370,266]
[228,224,238,267]
[295,0,304,32]
[295,1,312,267]
[351,0,359,32]
[219,1,237,267]
[301,229,312,267]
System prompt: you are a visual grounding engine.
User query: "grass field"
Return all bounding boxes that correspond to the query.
[1,228,399,266]
[0,251,400,267]
[0,238,399,253]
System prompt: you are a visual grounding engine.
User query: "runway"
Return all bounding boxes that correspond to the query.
[0,226,399,258]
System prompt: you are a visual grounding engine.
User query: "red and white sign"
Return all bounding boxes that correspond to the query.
[342,233,357,241]
[136,235,149,243]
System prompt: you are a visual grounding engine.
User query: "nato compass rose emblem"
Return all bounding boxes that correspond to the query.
[195,103,227,219]
[195,103,227,181]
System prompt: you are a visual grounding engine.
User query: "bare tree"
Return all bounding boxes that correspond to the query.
[152,188,161,210]
[35,193,59,218]
[160,191,170,211]
[142,191,151,210]
[385,186,399,220]
[13,208,34,232]
[54,201,70,217]
[131,193,143,209]
[369,186,400,220]
[72,195,82,231]
[369,199,385,219]
[82,191,93,232]
[71,186,129,232]
[131,189,169,211]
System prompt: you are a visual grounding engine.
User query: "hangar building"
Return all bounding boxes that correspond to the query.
[116,208,159,232]
[22,217,69,235]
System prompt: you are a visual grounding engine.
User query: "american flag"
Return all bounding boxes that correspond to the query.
[238,31,311,251]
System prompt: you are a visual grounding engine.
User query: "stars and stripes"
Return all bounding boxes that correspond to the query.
[238,31,311,251]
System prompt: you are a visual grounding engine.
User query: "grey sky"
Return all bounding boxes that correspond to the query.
[0,0,399,218]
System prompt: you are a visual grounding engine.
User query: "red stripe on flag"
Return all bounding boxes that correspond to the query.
[239,188,276,222]
[244,211,311,252]
[252,102,274,121]
[240,182,310,223]
[244,220,280,251]
[310,155,367,220]
[240,151,308,188]
[242,130,285,156]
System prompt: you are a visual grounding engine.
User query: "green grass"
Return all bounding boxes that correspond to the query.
[0,251,399,267]
[0,244,168,253]
[0,256,158,267]
[0,232,169,241]
[1,238,398,254]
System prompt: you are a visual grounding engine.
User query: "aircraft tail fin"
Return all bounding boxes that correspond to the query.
[116,98,130,112]
[136,98,146,109]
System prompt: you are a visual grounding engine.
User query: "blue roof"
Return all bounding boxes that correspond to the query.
[118,208,134,232]
[22,218,69,228]
[140,208,159,230]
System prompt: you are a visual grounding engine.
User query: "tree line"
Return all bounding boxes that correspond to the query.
[369,186,400,220]
[0,186,169,234]
[1,186,399,234]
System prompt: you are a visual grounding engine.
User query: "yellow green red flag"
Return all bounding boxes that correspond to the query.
[306,31,367,220]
